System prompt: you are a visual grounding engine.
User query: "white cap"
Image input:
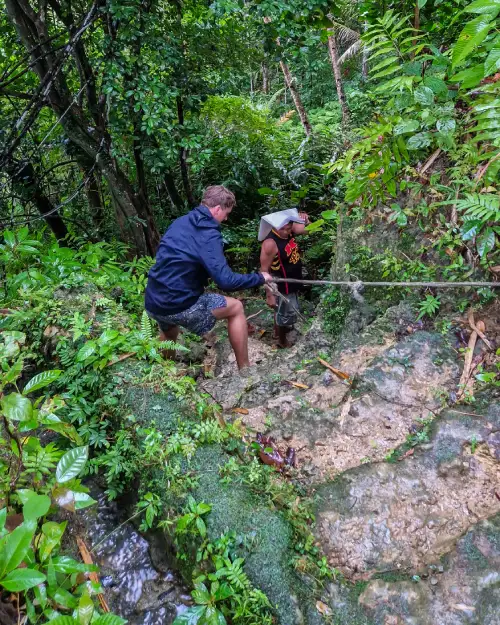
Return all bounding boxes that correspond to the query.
[258,208,305,241]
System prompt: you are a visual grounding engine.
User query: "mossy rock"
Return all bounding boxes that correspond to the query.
[192,445,323,625]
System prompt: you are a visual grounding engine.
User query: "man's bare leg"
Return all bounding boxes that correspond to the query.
[212,297,249,369]
[159,325,180,360]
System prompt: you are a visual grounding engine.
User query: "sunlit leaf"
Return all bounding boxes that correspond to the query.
[55,446,88,483]
[0,568,46,591]
[452,15,494,68]
[1,393,32,422]
[23,370,62,395]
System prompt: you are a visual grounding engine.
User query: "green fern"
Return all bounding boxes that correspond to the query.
[21,441,62,484]
[363,10,426,93]
[141,311,153,340]
[216,557,250,590]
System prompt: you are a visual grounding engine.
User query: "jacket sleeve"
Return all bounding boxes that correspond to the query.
[200,230,264,291]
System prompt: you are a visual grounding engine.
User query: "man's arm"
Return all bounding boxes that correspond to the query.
[201,230,269,291]
[260,239,278,308]
[292,212,310,235]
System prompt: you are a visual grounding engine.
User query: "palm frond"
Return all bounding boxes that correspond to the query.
[331,22,361,45]
[339,39,364,65]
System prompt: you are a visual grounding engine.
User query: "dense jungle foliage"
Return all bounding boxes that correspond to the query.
[1,0,500,623]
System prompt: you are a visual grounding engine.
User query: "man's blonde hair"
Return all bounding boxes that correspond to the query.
[202,185,236,210]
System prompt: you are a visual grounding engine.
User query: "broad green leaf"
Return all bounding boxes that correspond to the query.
[0,520,36,576]
[214,582,233,602]
[418,0,428,7]
[93,615,128,625]
[78,591,94,625]
[321,210,337,220]
[484,45,500,76]
[204,606,227,625]
[0,509,6,533]
[76,342,96,362]
[257,187,278,196]
[33,582,47,609]
[452,15,494,68]
[449,63,485,88]
[2,357,24,388]
[476,228,496,257]
[414,86,434,106]
[23,370,62,395]
[465,0,500,15]
[43,421,83,445]
[42,618,77,625]
[74,492,97,510]
[407,132,433,149]
[51,555,96,574]
[48,585,78,609]
[393,120,420,135]
[191,582,211,605]
[172,606,206,625]
[195,517,206,538]
[38,522,67,562]
[423,76,448,96]
[461,220,482,240]
[56,446,88,483]
[0,568,46,591]
[176,513,194,532]
[1,393,32,422]
[22,492,51,520]
[196,503,211,515]
[437,119,456,133]
[3,231,15,247]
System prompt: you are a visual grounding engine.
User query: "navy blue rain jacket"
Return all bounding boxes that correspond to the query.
[145,205,264,315]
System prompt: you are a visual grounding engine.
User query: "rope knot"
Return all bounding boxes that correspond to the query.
[349,280,365,303]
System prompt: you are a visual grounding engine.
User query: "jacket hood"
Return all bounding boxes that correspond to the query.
[189,205,221,230]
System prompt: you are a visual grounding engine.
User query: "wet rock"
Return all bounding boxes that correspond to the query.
[487,431,500,460]
[322,371,334,386]
[353,514,500,624]
[315,407,500,578]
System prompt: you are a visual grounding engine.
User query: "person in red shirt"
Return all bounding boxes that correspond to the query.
[259,209,309,347]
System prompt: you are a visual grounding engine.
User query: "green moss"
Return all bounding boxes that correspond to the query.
[192,445,323,625]
[123,386,187,434]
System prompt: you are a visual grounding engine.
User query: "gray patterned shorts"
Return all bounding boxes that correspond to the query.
[146,293,227,336]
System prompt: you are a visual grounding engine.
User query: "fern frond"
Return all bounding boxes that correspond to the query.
[141,311,153,340]
[158,340,189,353]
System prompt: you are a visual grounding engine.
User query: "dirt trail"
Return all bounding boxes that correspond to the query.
[201,298,500,624]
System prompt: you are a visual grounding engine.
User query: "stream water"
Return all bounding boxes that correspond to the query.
[79,490,190,625]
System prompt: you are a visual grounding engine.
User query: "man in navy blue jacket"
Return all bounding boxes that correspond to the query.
[145,185,272,370]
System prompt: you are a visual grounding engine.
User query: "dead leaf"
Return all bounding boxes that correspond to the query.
[316,601,332,616]
[317,357,352,383]
[489,265,500,274]
[289,381,309,390]
[398,448,414,461]
[106,352,135,367]
[451,604,475,612]
[76,537,109,612]
[232,407,249,415]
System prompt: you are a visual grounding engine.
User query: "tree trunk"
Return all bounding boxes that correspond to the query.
[3,0,152,257]
[7,159,69,243]
[163,171,185,211]
[327,31,349,128]
[85,169,105,229]
[361,22,369,81]
[279,60,312,137]
[176,97,195,206]
[262,62,269,94]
